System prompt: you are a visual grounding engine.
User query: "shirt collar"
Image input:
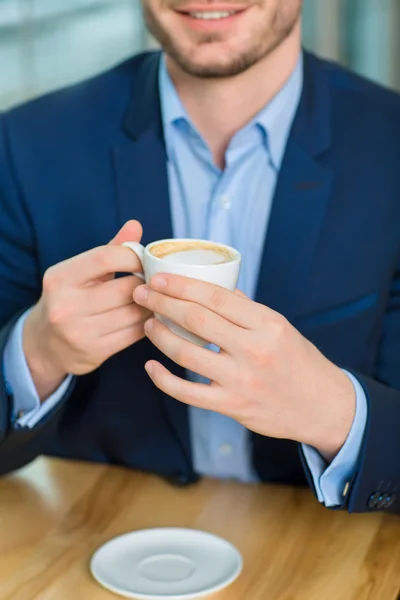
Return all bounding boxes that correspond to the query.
[159,54,188,158]
[159,52,303,170]
[254,53,303,169]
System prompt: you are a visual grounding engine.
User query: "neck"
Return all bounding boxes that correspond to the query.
[165,21,301,168]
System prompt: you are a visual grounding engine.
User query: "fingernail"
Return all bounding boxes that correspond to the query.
[151,275,167,289]
[134,285,148,302]
[145,361,154,375]
[144,318,154,333]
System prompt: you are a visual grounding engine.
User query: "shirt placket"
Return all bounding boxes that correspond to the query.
[205,166,234,247]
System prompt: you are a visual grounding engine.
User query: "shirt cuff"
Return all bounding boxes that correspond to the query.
[301,369,368,507]
[3,309,72,429]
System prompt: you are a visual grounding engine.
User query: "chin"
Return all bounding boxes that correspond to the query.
[189,57,232,72]
[172,45,250,78]
[176,57,254,78]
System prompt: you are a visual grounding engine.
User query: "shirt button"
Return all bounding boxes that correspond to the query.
[220,195,231,210]
[17,410,24,419]
[219,444,233,456]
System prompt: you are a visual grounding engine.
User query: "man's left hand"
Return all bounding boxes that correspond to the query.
[133,274,356,461]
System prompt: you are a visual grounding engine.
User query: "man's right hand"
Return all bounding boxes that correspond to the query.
[23,220,149,401]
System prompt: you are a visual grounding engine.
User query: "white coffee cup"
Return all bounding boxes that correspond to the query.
[122,238,241,346]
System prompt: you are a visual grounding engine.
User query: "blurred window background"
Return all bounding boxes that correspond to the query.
[2,0,400,110]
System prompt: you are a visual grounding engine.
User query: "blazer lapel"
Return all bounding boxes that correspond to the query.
[255,52,334,324]
[112,52,194,474]
[112,52,173,245]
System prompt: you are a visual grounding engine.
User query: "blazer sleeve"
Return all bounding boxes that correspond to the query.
[302,256,400,514]
[0,115,73,475]
[344,254,400,513]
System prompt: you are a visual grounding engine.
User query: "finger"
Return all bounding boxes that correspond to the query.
[234,288,249,299]
[144,318,228,382]
[134,285,238,351]
[145,360,221,410]
[87,275,144,314]
[63,245,144,285]
[109,220,143,246]
[94,303,150,336]
[100,322,146,356]
[149,274,262,329]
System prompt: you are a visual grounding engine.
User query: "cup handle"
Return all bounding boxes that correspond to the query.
[122,241,145,281]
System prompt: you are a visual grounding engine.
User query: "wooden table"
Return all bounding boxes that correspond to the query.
[0,458,399,600]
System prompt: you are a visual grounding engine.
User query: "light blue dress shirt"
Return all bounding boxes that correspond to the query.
[3,53,367,507]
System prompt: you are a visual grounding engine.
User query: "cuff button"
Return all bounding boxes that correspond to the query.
[376,494,388,509]
[368,492,381,509]
[383,494,395,509]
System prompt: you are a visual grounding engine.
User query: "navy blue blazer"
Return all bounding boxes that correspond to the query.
[1,51,400,513]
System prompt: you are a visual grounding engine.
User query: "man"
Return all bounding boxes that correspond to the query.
[0,0,399,514]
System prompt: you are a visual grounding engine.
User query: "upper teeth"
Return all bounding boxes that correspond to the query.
[189,10,235,19]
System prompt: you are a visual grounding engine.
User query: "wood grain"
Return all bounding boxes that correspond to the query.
[0,457,399,600]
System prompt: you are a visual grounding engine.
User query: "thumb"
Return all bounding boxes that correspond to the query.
[97,220,143,283]
[109,220,143,246]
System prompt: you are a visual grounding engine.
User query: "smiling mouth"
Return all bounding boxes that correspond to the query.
[176,7,247,20]
[185,10,240,19]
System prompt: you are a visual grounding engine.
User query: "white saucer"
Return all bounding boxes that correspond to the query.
[90,527,243,600]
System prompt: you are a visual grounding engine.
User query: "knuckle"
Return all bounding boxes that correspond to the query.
[93,247,112,272]
[116,278,131,302]
[238,370,263,393]
[124,276,137,297]
[47,302,69,327]
[185,307,206,331]
[224,393,244,417]
[176,347,200,371]
[209,288,227,310]
[133,322,146,341]
[236,332,255,355]
[131,305,146,324]
[65,326,84,349]
[46,293,78,328]
[181,388,199,406]
[252,346,272,368]
[269,312,289,342]
[253,312,288,362]
[145,291,160,313]
[247,374,264,392]
[241,334,271,367]
[172,347,188,366]
[42,266,60,294]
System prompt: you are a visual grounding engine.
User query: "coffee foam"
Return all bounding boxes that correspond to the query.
[149,241,234,266]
